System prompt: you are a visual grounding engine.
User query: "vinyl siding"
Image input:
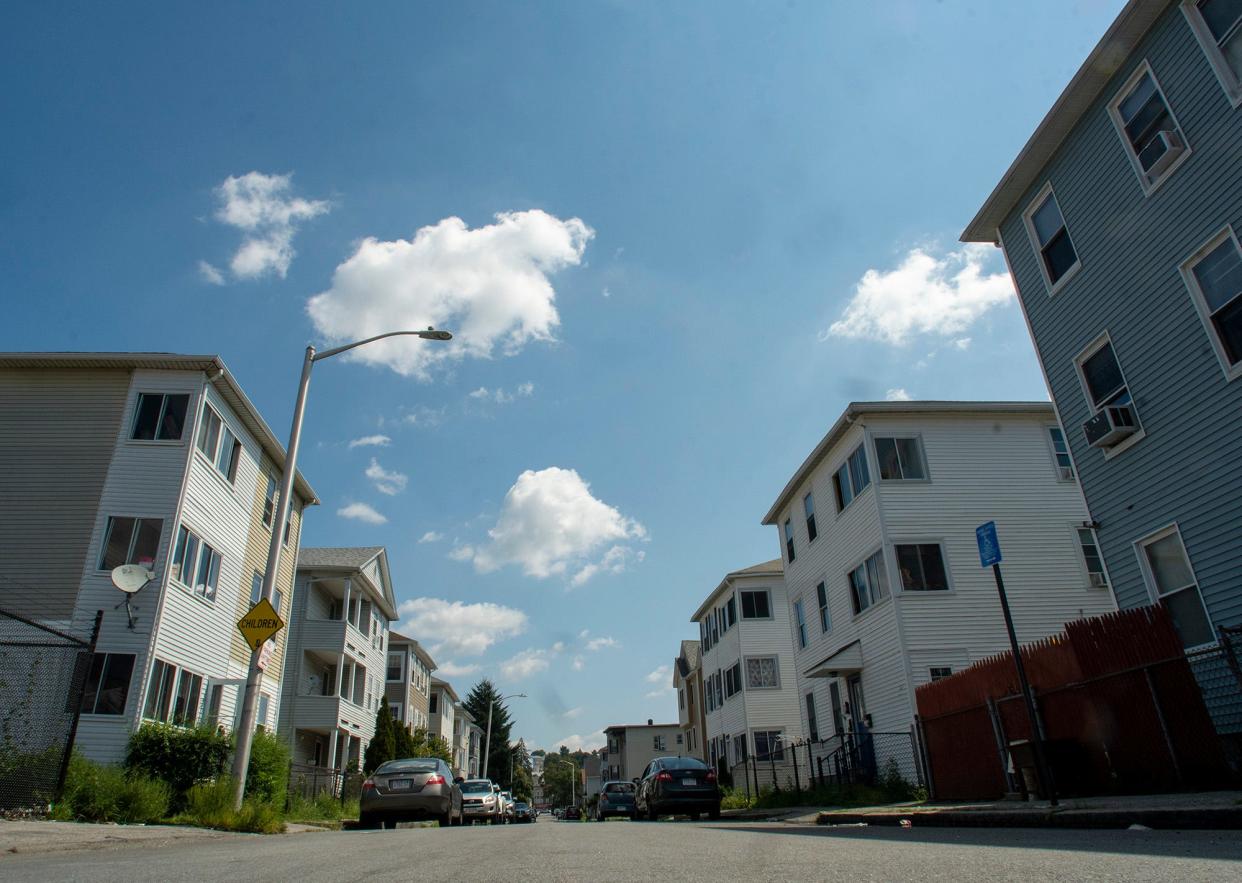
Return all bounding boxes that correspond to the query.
[0,368,131,619]
[997,3,1242,633]
[736,574,807,751]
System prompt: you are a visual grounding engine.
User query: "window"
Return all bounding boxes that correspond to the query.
[196,404,241,483]
[387,653,402,682]
[262,474,278,527]
[390,703,402,721]
[725,595,737,630]
[678,688,685,710]
[172,525,221,601]
[793,599,807,648]
[1108,64,1188,192]
[832,444,871,511]
[1024,186,1080,291]
[1047,427,1075,481]
[1183,0,1242,105]
[676,733,684,745]
[1182,227,1242,380]
[805,693,820,742]
[929,667,953,682]
[895,543,949,591]
[429,693,438,714]
[815,581,831,633]
[732,733,748,764]
[131,393,190,441]
[144,660,202,725]
[724,661,742,699]
[80,653,135,715]
[204,684,223,728]
[848,549,890,615]
[1077,528,1109,588]
[740,589,771,620]
[783,518,795,563]
[1136,527,1215,649]
[753,730,784,761]
[745,656,779,689]
[1075,336,1142,447]
[706,677,715,712]
[256,693,270,730]
[714,671,724,707]
[803,493,817,541]
[874,437,927,481]
[653,734,666,751]
[98,516,161,571]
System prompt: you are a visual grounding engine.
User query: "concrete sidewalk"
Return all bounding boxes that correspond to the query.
[815,791,1242,830]
[0,820,326,857]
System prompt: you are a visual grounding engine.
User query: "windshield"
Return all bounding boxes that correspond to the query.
[604,782,635,793]
[460,781,493,794]
[376,759,439,774]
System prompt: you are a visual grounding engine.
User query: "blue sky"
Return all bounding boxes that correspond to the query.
[1,0,1125,750]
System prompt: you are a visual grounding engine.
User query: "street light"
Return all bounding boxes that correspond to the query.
[544,755,578,809]
[230,328,453,808]
[482,692,526,785]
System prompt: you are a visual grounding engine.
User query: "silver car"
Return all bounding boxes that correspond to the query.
[359,757,463,829]
[459,778,503,824]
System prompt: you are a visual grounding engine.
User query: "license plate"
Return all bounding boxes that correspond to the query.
[682,778,696,786]
[389,779,412,790]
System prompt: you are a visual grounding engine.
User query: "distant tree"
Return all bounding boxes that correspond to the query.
[462,679,514,785]
[509,739,533,802]
[409,727,453,765]
[364,705,396,773]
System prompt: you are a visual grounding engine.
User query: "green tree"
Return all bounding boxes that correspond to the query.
[542,754,577,807]
[461,679,514,786]
[508,739,533,802]
[363,704,396,773]
[408,727,453,766]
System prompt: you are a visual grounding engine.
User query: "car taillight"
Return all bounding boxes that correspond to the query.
[655,771,673,782]
[706,770,717,782]
[425,774,446,785]
[362,778,376,791]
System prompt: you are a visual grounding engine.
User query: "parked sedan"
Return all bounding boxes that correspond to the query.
[512,801,534,823]
[460,778,503,824]
[594,780,637,821]
[359,757,463,828]
[634,756,720,821]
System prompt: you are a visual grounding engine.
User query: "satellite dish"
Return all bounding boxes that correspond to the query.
[111,564,154,595]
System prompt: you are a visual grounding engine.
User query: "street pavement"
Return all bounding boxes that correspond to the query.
[4,815,1242,881]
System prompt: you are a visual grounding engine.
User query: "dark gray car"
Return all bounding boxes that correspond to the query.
[594,781,637,820]
[359,757,463,829]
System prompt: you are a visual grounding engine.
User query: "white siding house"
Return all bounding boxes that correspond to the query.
[693,560,806,779]
[761,402,1117,779]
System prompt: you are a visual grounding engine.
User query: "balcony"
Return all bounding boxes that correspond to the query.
[289,693,373,737]
[298,617,375,661]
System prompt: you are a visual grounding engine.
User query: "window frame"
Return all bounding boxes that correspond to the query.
[1179,224,1242,383]
[1045,425,1076,482]
[1073,331,1146,459]
[739,589,772,621]
[815,580,831,634]
[1106,60,1191,196]
[129,392,191,443]
[97,515,162,572]
[929,666,953,683]
[171,523,222,603]
[805,692,820,742]
[873,434,930,482]
[847,548,891,617]
[831,443,872,513]
[752,729,784,762]
[1182,0,1242,107]
[1073,524,1111,590]
[793,598,807,648]
[195,402,242,484]
[1022,182,1082,295]
[893,541,953,593]
[744,655,781,690]
[80,652,136,716]
[387,653,403,682]
[1133,523,1216,650]
[783,517,796,563]
[803,492,818,542]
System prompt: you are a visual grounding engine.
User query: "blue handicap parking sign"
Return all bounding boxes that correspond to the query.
[976,521,1002,567]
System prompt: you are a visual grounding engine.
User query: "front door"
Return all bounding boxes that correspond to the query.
[846,674,865,731]
[829,681,845,737]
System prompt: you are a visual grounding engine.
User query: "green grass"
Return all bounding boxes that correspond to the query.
[172,778,285,834]
[284,792,360,826]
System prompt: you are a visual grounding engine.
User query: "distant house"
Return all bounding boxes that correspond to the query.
[761,402,1116,772]
[0,352,315,763]
[279,546,397,773]
[429,677,461,773]
[385,631,436,732]
[673,639,707,761]
[601,721,683,783]
[692,560,805,778]
[962,0,1242,655]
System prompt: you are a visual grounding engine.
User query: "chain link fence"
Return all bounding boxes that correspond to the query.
[287,761,365,806]
[0,607,99,812]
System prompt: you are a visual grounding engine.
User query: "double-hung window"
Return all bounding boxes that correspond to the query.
[387,653,402,682]
[1076,336,1143,447]
[805,693,820,742]
[249,571,283,616]
[196,404,241,483]
[793,599,807,648]
[874,436,927,481]
[131,393,190,441]
[262,474,278,527]
[929,667,953,682]
[80,653,135,715]
[1183,0,1242,105]
[783,518,796,563]
[1136,526,1214,649]
[144,659,202,725]
[1108,64,1189,193]
[1047,426,1075,480]
[1181,227,1242,380]
[753,730,784,762]
[740,589,771,620]
[1077,528,1109,589]
[832,444,871,512]
[724,661,742,699]
[98,516,161,571]
[816,581,831,633]
[172,524,221,601]
[848,550,889,615]
[745,656,779,689]
[1024,186,1080,291]
[803,493,817,542]
[895,543,950,591]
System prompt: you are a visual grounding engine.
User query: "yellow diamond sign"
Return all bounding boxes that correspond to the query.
[238,598,285,651]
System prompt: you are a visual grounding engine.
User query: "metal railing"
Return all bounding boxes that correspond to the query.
[724,730,924,801]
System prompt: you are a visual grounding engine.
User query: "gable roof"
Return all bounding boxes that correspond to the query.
[690,558,784,622]
[961,0,1168,242]
[676,640,701,678]
[296,546,397,619]
[389,631,438,670]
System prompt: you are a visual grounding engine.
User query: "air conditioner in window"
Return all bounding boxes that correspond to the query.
[1089,572,1108,588]
[1082,404,1138,448]
[1138,130,1185,178]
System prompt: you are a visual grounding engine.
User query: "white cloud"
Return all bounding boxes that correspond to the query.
[953,337,972,350]
[400,406,446,427]
[448,545,475,562]
[306,210,593,379]
[562,706,584,719]
[198,260,225,285]
[461,467,646,585]
[556,730,606,752]
[585,636,619,652]
[645,688,673,699]
[365,458,408,496]
[213,171,329,280]
[337,502,387,524]
[645,665,671,685]
[516,382,534,397]
[571,655,585,671]
[824,243,1013,345]
[348,434,391,449]
[418,531,444,544]
[885,388,913,401]
[436,661,480,678]
[396,597,528,657]
[467,383,534,406]
[499,648,550,680]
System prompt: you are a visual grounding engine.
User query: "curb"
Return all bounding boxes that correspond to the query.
[815,808,1242,830]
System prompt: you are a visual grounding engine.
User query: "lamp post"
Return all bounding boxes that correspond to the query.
[230,328,453,809]
[482,692,526,785]
[546,756,577,810]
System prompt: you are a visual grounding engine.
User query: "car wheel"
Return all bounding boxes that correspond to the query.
[438,811,452,828]
[708,804,721,821]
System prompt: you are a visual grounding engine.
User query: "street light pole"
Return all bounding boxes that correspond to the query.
[482,692,525,784]
[230,328,451,809]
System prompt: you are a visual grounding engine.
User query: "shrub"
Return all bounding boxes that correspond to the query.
[245,728,289,806]
[285,791,358,822]
[180,777,285,834]
[125,723,231,807]
[720,788,754,810]
[53,753,170,824]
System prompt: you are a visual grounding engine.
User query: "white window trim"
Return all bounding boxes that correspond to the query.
[1072,331,1146,460]
[845,546,890,618]
[739,588,774,621]
[1106,60,1192,196]
[171,523,222,605]
[1044,424,1077,482]
[1132,522,1216,649]
[743,655,781,690]
[793,598,808,649]
[831,443,872,516]
[873,432,931,483]
[891,539,955,594]
[1180,224,1242,383]
[128,391,194,445]
[1022,181,1082,296]
[1070,523,1111,591]
[815,575,833,635]
[1181,0,1242,108]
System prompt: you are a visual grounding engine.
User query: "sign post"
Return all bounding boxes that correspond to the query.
[975,521,1057,806]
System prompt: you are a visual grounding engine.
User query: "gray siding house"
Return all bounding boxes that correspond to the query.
[963,0,1242,653]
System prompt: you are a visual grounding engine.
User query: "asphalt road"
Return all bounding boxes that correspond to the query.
[5,815,1242,882]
